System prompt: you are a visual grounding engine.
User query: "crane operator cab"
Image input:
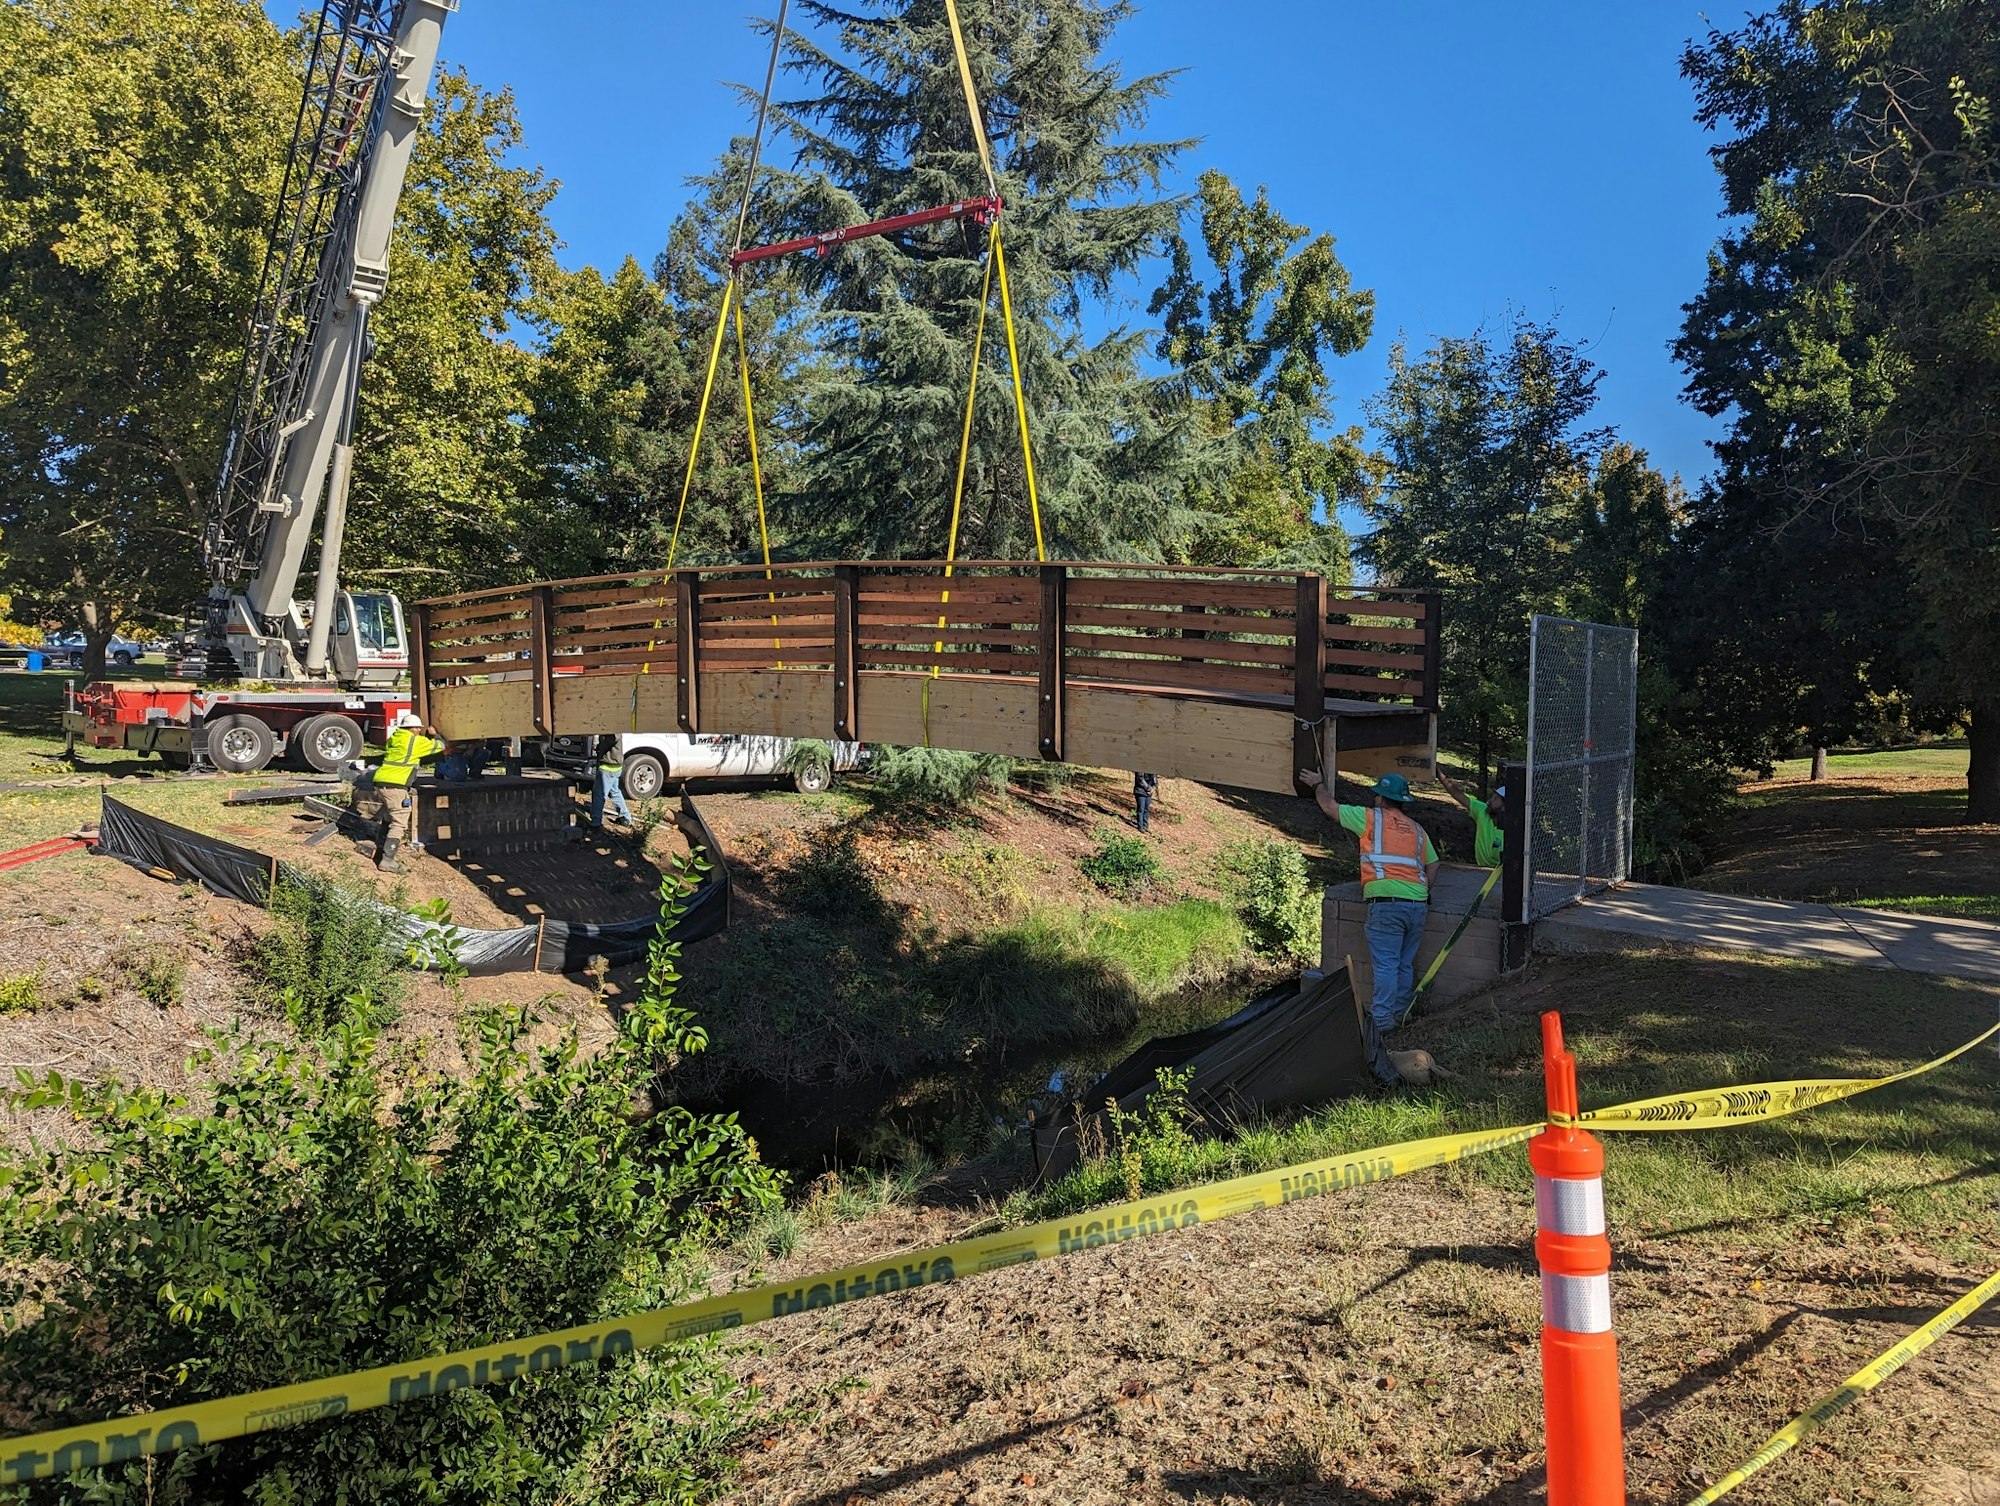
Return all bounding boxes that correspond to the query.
[329,591,409,687]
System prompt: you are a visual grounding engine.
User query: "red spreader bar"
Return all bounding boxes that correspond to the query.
[730,195,1002,267]
[0,835,92,873]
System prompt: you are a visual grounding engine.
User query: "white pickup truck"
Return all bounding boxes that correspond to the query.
[544,732,866,799]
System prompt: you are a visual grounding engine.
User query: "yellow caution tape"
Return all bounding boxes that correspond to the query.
[8,1014,1993,1482]
[0,1121,1539,1483]
[1687,1263,2000,1504]
[1578,1018,2000,1132]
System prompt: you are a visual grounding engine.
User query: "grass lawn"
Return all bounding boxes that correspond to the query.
[0,663,302,848]
[1698,744,1997,921]
[1011,949,2000,1257]
[1767,743,1969,780]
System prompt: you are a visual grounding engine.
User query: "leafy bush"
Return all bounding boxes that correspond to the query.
[1229,840,1322,962]
[1080,830,1163,897]
[866,745,1011,806]
[0,972,44,1014]
[1107,1065,1203,1199]
[0,859,783,1505]
[131,951,186,1009]
[251,872,405,1033]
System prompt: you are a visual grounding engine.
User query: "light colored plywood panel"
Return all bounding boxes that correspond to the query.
[852,672,1042,759]
[430,679,534,740]
[551,671,679,735]
[703,670,835,736]
[1065,688,1294,794]
[1333,715,1436,782]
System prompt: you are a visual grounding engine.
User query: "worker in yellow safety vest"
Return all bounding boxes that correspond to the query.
[1296,767,1439,1044]
[371,710,445,872]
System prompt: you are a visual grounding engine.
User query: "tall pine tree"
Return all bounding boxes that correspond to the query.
[765,0,1192,559]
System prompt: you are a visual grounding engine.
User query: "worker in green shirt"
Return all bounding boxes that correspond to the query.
[1297,767,1440,1043]
[1438,771,1505,868]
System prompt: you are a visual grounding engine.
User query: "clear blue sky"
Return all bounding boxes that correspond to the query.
[423,0,1736,490]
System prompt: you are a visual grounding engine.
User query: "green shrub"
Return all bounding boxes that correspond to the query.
[1107,1065,1203,1199]
[0,973,44,1014]
[131,951,186,1009]
[866,745,1010,806]
[252,871,405,1033]
[1080,830,1164,897]
[0,858,783,1505]
[1229,840,1322,962]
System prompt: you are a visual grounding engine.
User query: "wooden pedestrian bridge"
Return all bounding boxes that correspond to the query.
[412,562,1440,797]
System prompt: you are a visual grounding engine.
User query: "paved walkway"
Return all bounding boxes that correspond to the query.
[1537,882,2000,984]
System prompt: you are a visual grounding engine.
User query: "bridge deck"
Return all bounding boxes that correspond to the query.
[413,562,1440,797]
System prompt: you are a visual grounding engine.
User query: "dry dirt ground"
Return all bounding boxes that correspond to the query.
[712,956,2000,1506]
[716,1184,2000,1506]
[1693,771,1999,913]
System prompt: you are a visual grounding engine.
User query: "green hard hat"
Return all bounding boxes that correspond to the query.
[1374,772,1414,805]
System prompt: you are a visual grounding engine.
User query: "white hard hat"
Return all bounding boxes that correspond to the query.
[393,709,422,730]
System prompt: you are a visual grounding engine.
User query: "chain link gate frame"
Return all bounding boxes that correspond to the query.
[1519,615,1639,923]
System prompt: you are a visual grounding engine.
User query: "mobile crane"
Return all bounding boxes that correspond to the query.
[65,0,453,773]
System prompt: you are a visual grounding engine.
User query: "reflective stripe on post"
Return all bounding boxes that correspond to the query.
[1532,1011,1627,1506]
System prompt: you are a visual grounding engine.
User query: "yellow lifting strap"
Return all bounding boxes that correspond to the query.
[666,274,736,572]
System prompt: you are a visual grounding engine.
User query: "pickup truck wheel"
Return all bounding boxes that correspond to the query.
[791,758,832,794]
[111,650,135,667]
[621,751,667,801]
[294,713,363,774]
[206,713,276,775]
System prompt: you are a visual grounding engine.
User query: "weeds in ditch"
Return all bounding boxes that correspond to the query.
[1080,829,1164,897]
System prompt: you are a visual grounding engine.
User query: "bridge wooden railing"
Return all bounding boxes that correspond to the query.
[413,563,1440,796]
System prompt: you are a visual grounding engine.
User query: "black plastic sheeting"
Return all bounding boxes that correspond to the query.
[1030,969,1377,1184]
[96,795,728,976]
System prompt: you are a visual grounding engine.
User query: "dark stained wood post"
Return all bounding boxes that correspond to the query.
[1418,589,1444,711]
[527,585,554,736]
[675,571,701,733]
[1293,573,1328,791]
[833,564,859,742]
[1500,757,1531,962]
[408,602,431,725]
[1038,564,1066,761]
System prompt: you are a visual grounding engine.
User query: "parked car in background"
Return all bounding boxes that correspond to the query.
[542,732,865,798]
[43,631,147,668]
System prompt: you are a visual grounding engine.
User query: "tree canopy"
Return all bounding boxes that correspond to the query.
[1676,0,2000,818]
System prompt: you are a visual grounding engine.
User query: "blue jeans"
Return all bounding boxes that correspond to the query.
[1135,794,1152,832]
[1364,898,1428,1033]
[590,767,632,826]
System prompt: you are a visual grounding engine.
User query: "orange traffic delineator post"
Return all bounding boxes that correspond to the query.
[1533,1011,1627,1505]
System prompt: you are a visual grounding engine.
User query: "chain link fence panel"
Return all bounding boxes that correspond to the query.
[1521,615,1638,922]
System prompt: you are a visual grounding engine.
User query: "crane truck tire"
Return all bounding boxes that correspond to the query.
[791,756,832,794]
[206,713,277,775]
[621,751,668,801]
[291,713,364,774]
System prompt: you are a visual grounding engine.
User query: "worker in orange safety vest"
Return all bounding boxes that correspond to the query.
[1297,767,1440,1045]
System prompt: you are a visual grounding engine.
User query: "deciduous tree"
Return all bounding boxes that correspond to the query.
[1678,0,2000,819]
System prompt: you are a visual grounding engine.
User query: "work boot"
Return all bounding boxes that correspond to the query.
[376,837,405,874]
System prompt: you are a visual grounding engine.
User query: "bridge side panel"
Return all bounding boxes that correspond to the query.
[1065,689,1295,795]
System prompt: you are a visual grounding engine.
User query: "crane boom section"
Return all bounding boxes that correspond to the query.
[246,0,454,626]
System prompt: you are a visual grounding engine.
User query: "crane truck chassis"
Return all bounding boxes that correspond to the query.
[63,681,414,774]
